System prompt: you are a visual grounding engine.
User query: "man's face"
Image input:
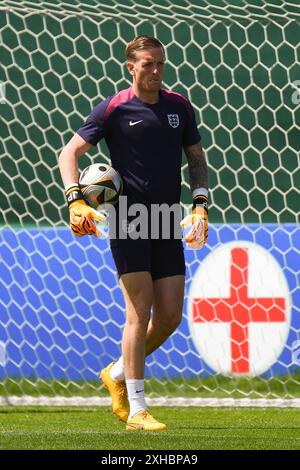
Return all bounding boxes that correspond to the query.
[128,47,165,93]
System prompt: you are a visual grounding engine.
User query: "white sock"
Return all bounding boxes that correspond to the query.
[110,357,125,381]
[126,379,147,418]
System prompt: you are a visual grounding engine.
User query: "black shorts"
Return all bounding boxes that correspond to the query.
[110,239,186,281]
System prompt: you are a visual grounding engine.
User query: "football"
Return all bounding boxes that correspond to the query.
[79,163,123,209]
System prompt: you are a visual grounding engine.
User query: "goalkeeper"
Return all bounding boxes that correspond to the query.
[58,36,208,431]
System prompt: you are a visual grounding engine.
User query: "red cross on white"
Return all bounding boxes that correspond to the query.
[188,242,290,376]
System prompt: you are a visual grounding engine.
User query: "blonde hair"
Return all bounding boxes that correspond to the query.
[125,36,165,62]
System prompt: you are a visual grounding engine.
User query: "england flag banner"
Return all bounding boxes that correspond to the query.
[187,241,291,376]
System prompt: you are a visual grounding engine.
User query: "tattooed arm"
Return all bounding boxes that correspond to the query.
[181,142,208,249]
[184,142,208,193]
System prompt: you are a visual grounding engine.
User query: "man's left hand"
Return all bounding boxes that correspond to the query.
[180,206,208,249]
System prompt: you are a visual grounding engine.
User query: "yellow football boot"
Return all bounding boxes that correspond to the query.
[126,410,167,431]
[100,362,129,423]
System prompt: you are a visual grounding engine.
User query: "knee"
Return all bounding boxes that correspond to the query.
[125,302,151,331]
[154,311,182,336]
[124,285,153,331]
[166,314,182,334]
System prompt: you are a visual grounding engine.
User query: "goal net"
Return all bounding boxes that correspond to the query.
[0,0,299,406]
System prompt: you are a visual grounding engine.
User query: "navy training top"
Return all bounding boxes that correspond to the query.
[77,87,201,206]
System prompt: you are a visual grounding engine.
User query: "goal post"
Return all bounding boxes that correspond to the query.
[0,0,300,406]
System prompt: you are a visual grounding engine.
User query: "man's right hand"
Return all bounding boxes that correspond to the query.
[69,199,106,237]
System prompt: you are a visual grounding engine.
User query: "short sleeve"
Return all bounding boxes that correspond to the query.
[76,97,112,146]
[182,101,201,147]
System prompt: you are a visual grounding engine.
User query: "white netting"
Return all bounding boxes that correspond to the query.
[0,1,299,405]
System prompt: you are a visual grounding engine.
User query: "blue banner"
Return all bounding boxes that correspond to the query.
[0,225,299,381]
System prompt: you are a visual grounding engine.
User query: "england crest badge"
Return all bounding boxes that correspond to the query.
[168,114,180,128]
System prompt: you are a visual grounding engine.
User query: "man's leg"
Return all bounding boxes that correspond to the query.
[119,272,153,380]
[126,274,184,430]
[144,239,185,355]
[100,270,152,423]
[145,274,185,356]
[124,274,184,431]
[101,241,184,428]
[119,271,167,430]
[111,274,185,376]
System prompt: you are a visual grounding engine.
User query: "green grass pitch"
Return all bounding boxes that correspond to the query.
[0,406,299,450]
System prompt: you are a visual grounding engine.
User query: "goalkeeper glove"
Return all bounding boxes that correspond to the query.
[66,184,106,238]
[180,193,208,249]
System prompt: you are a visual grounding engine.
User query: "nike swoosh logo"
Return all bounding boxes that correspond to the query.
[129,120,143,126]
[135,390,144,393]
